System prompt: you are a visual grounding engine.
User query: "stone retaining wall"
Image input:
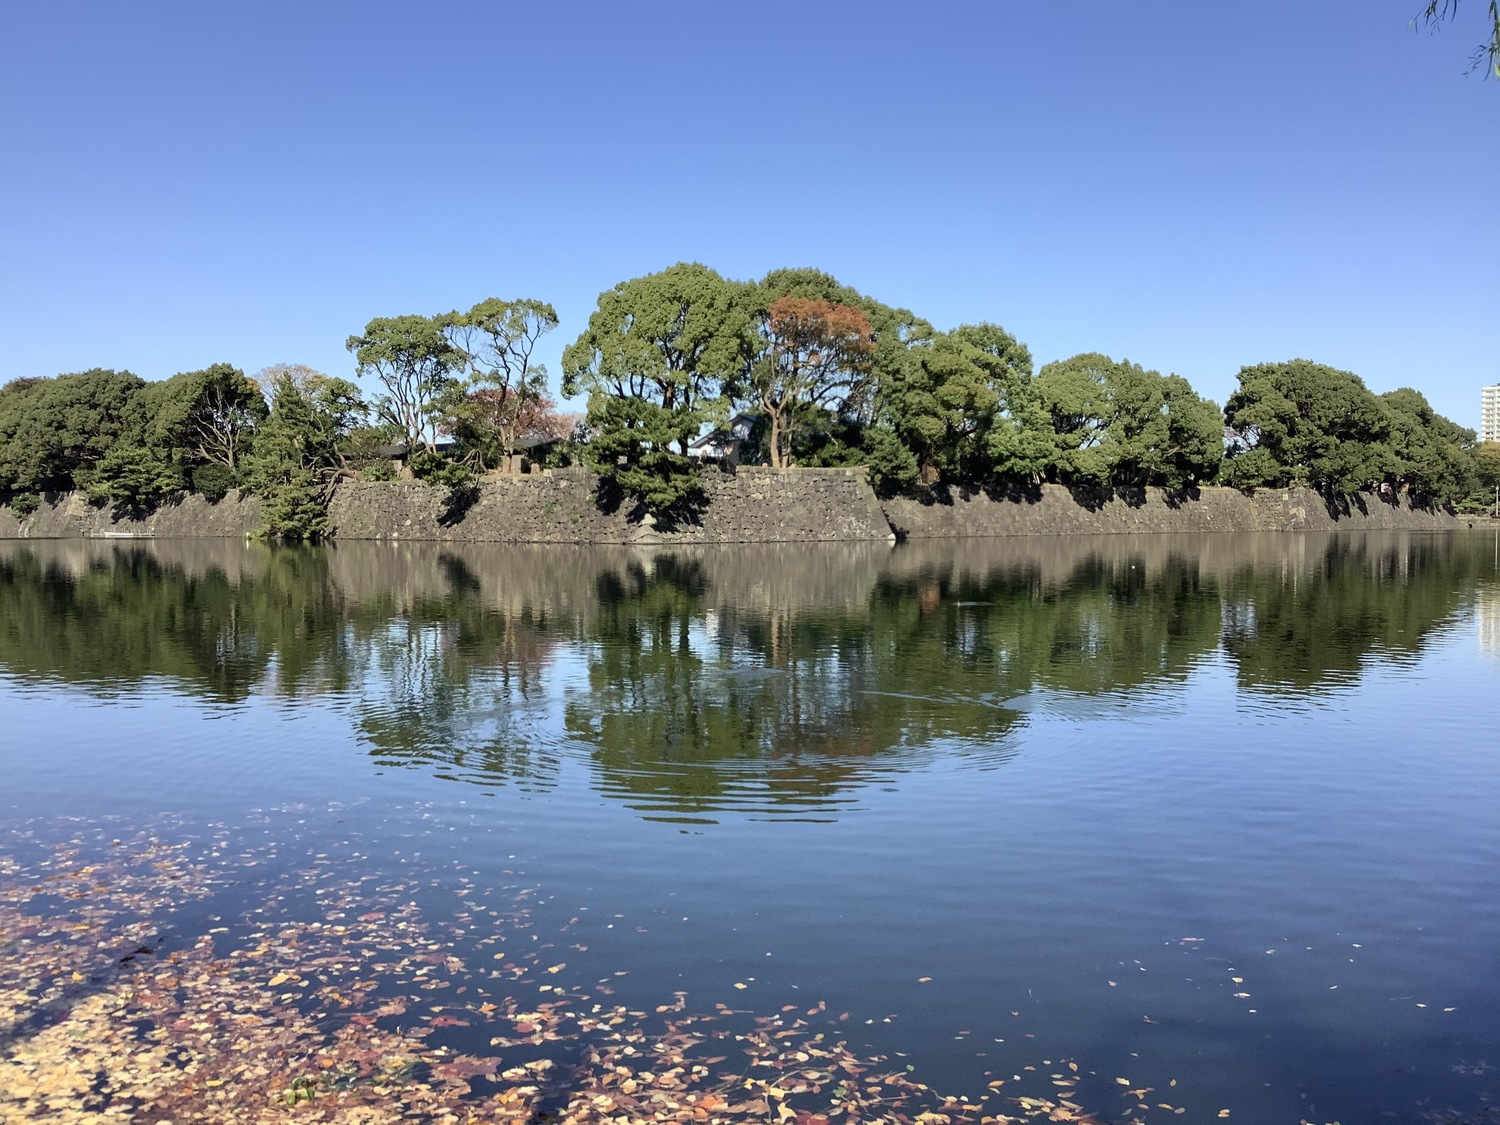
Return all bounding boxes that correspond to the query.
[325,467,895,544]
[879,483,1460,537]
[0,474,1462,543]
[0,491,261,539]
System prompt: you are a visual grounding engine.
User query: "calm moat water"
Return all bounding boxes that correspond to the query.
[2,531,1498,1122]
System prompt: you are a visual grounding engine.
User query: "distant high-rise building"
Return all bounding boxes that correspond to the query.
[1483,384,1500,444]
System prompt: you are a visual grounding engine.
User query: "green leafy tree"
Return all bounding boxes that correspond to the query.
[1379,387,1476,503]
[0,369,145,495]
[139,363,267,474]
[191,464,238,502]
[1101,359,1176,487]
[346,315,462,456]
[850,421,922,493]
[1035,354,1222,489]
[244,367,367,540]
[8,492,40,519]
[1157,374,1225,488]
[85,444,184,512]
[1223,359,1394,494]
[883,322,1049,485]
[1034,354,1115,485]
[563,263,752,514]
[1469,442,1500,512]
[769,402,920,494]
[85,363,273,507]
[440,298,559,471]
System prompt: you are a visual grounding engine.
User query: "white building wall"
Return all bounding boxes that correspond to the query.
[1482,384,1500,444]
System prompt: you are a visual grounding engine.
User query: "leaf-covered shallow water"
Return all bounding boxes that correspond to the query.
[1,531,1498,1123]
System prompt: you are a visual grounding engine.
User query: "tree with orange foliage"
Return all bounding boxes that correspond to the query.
[442,385,565,471]
[752,296,876,469]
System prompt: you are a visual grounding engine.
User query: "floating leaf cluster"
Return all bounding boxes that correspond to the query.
[0,814,1141,1123]
[0,811,1478,1124]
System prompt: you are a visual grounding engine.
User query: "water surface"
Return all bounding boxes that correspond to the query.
[2,531,1498,1123]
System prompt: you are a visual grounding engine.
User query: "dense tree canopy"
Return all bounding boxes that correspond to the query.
[88,363,270,509]
[1035,354,1223,489]
[1223,360,1394,494]
[743,269,933,489]
[563,263,753,513]
[139,363,267,471]
[882,323,1048,485]
[1470,443,1500,512]
[1380,387,1476,500]
[0,369,145,496]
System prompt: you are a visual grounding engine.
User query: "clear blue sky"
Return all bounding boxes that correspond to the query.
[2,1,1495,427]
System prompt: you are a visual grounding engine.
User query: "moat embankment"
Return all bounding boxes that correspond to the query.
[882,481,1461,536]
[0,469,1462,542]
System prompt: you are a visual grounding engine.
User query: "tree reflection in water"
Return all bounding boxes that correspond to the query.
[0,532,1489,821]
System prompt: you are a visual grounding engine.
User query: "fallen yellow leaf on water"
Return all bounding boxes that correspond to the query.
[917,977,932,983]
[545,963,565,974]
[268,971,291,987]
[1219,1111,1231,1118]
[733,982,747,990]
[1116,1077,1130,1085]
